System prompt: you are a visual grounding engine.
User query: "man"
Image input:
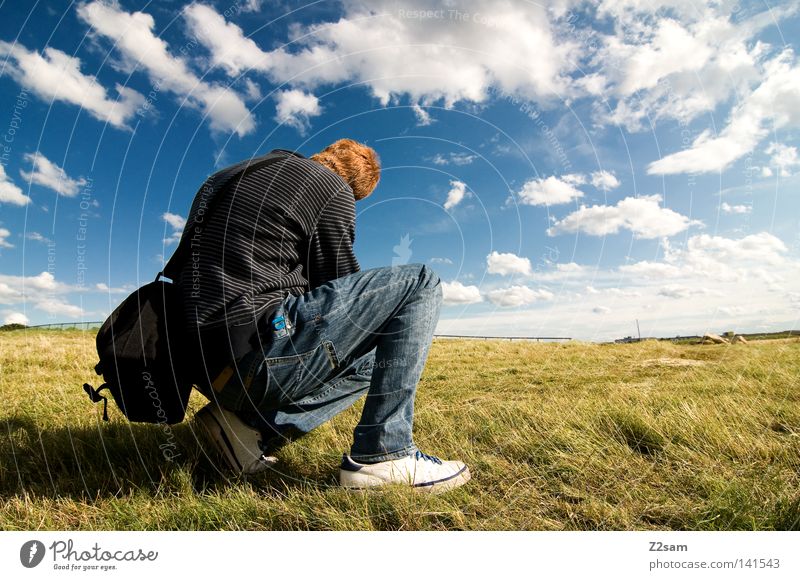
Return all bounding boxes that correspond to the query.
[173,139,470,493]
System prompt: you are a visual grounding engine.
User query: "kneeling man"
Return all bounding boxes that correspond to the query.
[169,139,470,493]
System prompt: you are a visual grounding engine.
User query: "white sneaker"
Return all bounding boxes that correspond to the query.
[195,403,277,475]
[339,450,471,493]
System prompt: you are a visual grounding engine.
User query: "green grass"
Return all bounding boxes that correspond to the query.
[1,330,799,530]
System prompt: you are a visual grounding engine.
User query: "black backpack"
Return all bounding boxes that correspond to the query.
[83,150,298,423]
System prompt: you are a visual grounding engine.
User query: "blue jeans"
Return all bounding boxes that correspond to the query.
[202,263,442,463]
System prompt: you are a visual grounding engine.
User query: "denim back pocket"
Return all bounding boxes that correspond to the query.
[255,294,339,407]
[259,345,321,406]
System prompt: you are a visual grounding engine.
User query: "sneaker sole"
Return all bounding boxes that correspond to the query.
[413,465,471,494]
[195,408,245,474]
[340,465,471,494]
[196,408,277,475]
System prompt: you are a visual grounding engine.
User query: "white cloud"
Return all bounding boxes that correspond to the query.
[20,153,87,197]
[411,104,433,126]
[606,17,716,98]
[26,232,51,244]
[95,282,129,294]
[162,212,186,230]
[604,287,641,298]
[516,174,585,206]
[182,3,269,77]
[486,251,532,276]
[658,284,721,299]
[0,271,83,319]
[656,284,694,299]
[430,257,453,265]
[23,272,60,292]
[438,231,800,341]
[590,170,620,191]
[592,305,610,314]
[0,40,144,129]
[595,5,790,133]
[0,282,21,303]
[162,212,185,245]
[647,127,756,176]
[526,261,596,282]
[487,285,553,307]
[1,163,32,206]
[682,232,787,267]
[77,1,254,136]
[0,228,13,249]
[753,268,784,286]
[240,0,262,13]
[716,305,746,316]
[242,78,262,102]
[184,0,578,107]
[562,174,587,185]
[66,1,800,180]
[620,261,682,279]
[622,231,790,285]
[450,153,477,165]
[443,180,469,211]
[3,311,29,325]
[441,280,482,306]
[557,262,584,273]
[431,152,477,166]
[721,202,752,214]
[273,89,321,134]
[765,142,799,177]
[548,194,702,238]
[646,48,800,175]
[34,298,83,318]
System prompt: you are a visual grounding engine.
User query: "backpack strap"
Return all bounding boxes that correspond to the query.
[162,149,303,279]
[83,383,110,421]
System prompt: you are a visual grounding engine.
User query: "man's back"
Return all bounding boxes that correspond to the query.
[173,151,359,377]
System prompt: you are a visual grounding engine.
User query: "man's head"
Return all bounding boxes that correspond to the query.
[311,139,380,201]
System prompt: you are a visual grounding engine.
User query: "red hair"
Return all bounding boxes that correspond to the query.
[311,139,380,200]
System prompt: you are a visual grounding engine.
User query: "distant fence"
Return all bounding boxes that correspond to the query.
[27,322,103,331]
[434,334,571,342]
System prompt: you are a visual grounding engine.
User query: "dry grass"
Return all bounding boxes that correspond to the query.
[1,330,799,530]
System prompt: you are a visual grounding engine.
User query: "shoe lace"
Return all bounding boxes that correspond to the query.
[414,450,443,465]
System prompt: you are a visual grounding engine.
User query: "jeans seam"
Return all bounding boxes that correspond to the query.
[291,355,372,406]
[321,278,417,320]
[263,343,319,367]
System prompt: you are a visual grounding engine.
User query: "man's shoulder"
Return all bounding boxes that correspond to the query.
[277,155,348,190]
[245,154,351,202]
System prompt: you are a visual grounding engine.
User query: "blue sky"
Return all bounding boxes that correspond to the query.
[1,0,798,340]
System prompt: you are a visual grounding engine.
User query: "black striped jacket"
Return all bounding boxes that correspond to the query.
[170,150,359,380]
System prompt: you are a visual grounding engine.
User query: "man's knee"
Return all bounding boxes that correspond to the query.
[418,263,440,286]
[406,263,441,295]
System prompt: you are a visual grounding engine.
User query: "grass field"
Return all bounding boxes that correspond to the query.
[1,330,799,530]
